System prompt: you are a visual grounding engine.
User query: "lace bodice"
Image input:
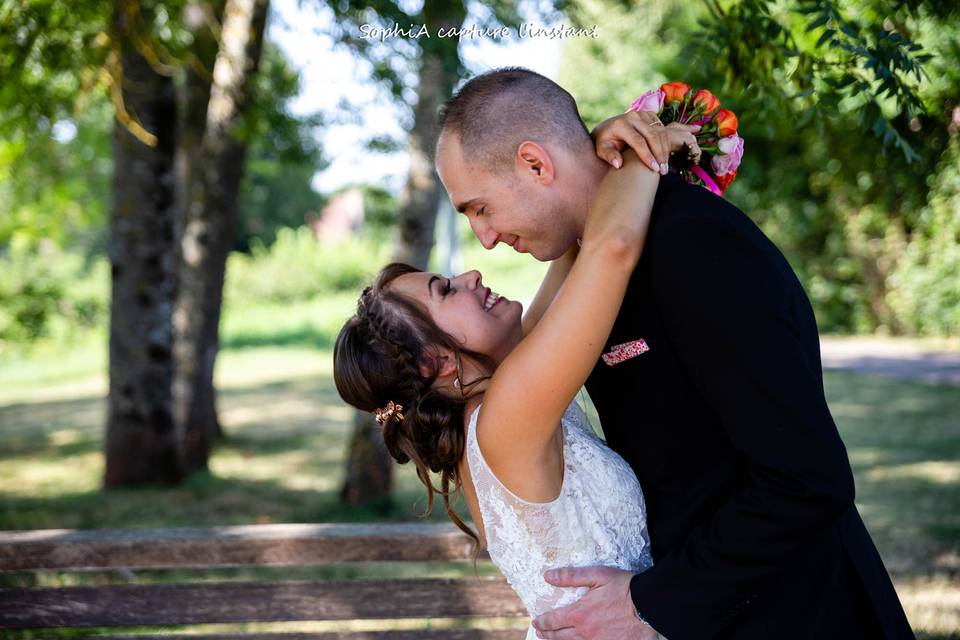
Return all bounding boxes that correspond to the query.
[465,400,653,635]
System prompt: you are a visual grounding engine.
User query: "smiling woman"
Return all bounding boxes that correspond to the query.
[390,270,523,365]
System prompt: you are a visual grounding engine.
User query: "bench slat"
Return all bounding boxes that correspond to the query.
[71,632,525,640]
[0,578,528,628]
[0,523,482,571]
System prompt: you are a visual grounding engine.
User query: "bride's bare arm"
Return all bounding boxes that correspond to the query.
[521,243,579,336]
[479,150,658,458]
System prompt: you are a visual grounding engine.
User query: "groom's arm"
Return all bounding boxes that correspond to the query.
[628,204,856,638]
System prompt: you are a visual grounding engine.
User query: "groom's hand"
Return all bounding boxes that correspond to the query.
[531,566,658,640]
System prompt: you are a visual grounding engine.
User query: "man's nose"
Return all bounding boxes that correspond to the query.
[469,217,500,250]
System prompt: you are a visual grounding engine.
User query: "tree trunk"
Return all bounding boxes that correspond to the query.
[339,411,395,512]
[340,0,465,508]
[172,0,223,448]
[173,0,270,474]
[104,0,181,487]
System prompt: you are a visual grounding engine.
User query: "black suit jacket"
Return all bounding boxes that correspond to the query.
[584,174,914,639]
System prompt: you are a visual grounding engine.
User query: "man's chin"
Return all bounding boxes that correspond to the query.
[530,245,569,262]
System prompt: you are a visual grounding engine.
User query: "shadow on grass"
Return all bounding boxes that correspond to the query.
[0,469,449,530]
[1,365,956,636]
[0,368,461,534]
[822,371,960,577]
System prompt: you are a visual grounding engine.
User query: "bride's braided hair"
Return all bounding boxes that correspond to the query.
[334,263,495,556]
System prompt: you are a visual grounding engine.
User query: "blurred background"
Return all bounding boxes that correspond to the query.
[1,0,958,637]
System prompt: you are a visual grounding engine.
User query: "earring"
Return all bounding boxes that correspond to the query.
[453,377,461,390]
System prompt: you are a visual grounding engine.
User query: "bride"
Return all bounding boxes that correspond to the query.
[333,126,691,638]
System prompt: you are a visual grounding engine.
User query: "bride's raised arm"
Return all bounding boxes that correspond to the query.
[479,150,658,457]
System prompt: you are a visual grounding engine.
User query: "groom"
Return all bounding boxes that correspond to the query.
[434,68,914,640]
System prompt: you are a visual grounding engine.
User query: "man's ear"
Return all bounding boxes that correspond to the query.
[418,347,458,380]
[516,141,556,185]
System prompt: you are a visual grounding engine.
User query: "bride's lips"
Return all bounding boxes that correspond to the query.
[482,287,506,312]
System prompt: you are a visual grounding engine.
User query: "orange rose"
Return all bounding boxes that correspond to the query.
[714,108,739,137]
[660,81,691,104]
[715,170,737,192]
[692,89,720,115]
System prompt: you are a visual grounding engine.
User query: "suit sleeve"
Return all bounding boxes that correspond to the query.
[628,208,856,639]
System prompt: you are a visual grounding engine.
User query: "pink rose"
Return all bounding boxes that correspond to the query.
[630,90,665,114]
[712,133,744,176]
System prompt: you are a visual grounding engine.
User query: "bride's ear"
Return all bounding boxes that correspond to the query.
[516,141,555,185]
[418,347,458,380]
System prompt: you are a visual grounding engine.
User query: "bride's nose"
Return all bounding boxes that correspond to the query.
[454,270,482,289]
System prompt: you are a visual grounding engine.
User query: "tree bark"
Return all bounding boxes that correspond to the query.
[173,0,270,474]
[172,0,223,451]
[340,0,466,508]
[104,0,181,487]
[389,1,465,268]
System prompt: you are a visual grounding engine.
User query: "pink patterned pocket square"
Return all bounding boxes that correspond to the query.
[601,338,650,366]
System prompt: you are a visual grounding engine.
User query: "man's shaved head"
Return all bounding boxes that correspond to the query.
[437,67,592,172]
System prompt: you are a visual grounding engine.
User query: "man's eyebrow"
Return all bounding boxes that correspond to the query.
[455,197,481,214]
[427,275,441,297]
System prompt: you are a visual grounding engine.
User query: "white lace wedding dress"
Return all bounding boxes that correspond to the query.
[465,400,654,640]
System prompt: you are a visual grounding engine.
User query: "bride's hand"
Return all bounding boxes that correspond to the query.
[592,110,701,173]
[665,121,702,165]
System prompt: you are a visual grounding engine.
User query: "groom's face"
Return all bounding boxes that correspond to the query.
[436,133,574,262]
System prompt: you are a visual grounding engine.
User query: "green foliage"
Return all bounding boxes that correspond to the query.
[0,22,327,344]
[693,0,935,162]
[224,227,390,306]
[0,96,113,256]
[0,0,108,137]
[888,140,960,336]
[562,0,700,127]
[563,0,957,336]
[236,43,327,251]
[0,240,109,353]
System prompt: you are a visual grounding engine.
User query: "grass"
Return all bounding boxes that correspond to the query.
[0,243,957,637]
[1,344,957,637]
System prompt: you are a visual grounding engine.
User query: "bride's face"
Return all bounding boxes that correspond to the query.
[389,270,524,364]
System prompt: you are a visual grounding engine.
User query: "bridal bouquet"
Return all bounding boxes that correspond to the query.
[630,82,743,196]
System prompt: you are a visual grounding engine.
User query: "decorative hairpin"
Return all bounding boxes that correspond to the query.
[374,401,404,426]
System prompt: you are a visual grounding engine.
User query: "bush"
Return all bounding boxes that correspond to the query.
[224,227,389,306]
[0,239,109,353]
[888,141,960,336]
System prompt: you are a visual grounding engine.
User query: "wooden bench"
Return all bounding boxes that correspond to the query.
[0,522,527,638]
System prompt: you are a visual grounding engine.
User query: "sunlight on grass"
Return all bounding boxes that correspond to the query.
[896,576,960,637]
[1,452,101,496]
[865,460,960,485]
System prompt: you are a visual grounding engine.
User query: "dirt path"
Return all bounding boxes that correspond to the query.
[820,337,960,386]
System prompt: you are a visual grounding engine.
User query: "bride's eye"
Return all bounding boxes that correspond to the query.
[476,206,486,217]
[442,279,454,296]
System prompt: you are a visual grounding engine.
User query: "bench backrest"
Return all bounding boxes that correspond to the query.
[0,522,527,637]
